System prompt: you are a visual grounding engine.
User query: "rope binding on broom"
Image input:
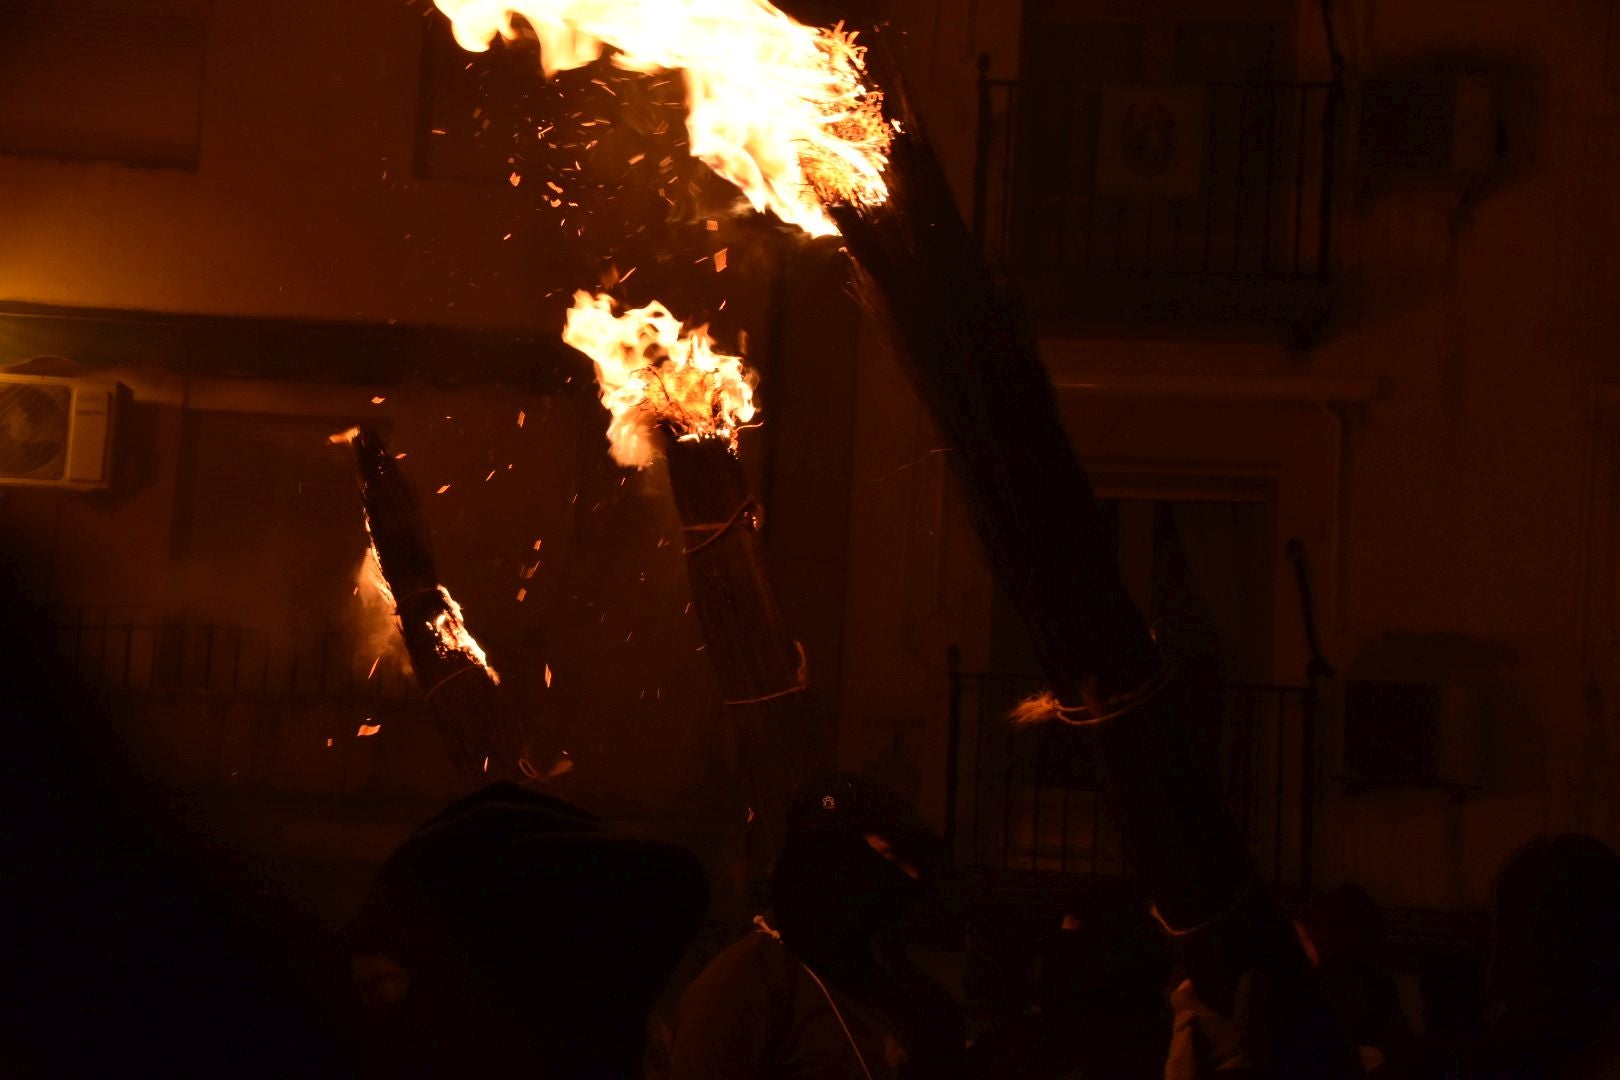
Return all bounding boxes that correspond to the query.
[1009,662,1176,728]
[422,662,490,699]
[724,640,810,706]
[681,496,764,554]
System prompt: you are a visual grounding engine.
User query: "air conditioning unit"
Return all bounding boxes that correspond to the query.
[1357,74,1500,180]
[1338,677,1485,792]
[0,373,118,490]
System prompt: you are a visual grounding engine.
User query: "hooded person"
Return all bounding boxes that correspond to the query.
[343,782,708,1079]
[667,775,965,1080]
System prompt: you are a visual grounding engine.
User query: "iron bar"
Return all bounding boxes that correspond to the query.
[1293,88,1309,275]
[945,644,963,862]
[971,54,993,247]
[1261,85,1278,276]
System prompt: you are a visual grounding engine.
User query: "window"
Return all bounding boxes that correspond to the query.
[176,410,375,597]
[1000,13,1328,287]
[0,0,207,168]
[988,496,1275,683]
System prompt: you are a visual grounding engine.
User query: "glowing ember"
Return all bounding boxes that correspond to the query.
[564,290,756,467]
[359,543,398,615]
[430,0,891,235]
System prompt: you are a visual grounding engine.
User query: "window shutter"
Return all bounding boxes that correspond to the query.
[0,0,207,167]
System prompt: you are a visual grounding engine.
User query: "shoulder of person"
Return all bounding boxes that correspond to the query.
[669,932,799,1079]
[684,931,798,999]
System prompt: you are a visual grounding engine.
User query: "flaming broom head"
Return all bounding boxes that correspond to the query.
[562,290,757,468]
[431,0,893,236]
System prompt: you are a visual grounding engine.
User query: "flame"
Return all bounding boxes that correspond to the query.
[359,542,398,613]
[356,536,498,685]
[431,0,891,235]
[563,290,755,467]
[431,586,501,684]
[352,539,414,680]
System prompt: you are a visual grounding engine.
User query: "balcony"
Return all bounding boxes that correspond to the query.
[945,660,1317,895]
[48,605,454,831]
[973,63,1340,345]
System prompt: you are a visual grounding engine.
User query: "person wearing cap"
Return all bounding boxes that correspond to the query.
[668,775,965,1079]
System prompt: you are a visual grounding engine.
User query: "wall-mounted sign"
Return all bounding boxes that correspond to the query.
[1094,84,1209,198]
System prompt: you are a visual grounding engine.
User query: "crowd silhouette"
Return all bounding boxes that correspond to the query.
[4,558,1618,1078]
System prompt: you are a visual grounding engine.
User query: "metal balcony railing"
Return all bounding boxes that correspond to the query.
[946,652,1317,890]
[50,604,417,701]
[973,59,1340,330]
[45,604,452,806]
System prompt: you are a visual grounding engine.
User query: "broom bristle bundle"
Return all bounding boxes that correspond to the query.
[1008,690,1066,727]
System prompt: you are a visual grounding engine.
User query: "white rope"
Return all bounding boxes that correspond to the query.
[752,916,875,1080]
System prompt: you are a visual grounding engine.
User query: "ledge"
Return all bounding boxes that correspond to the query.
[0,299,586,391]
[1046,369,1381,404]
[1021,273,1336,347]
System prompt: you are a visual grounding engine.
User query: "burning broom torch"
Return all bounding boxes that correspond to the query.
[334,426,543,790]
[430,0,1330,1023]
[560,293,811,854]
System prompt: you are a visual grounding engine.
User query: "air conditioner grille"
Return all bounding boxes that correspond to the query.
[0,383,71,481]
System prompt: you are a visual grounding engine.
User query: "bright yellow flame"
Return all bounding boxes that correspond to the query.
[359,543,399,615]
[432,586,501,684]
[564,290,755,467]
[350,523,416,680]
[431,0,890,235]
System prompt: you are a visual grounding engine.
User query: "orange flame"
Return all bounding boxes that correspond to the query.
[431,586,501,683]
[361,540,501,684]
[358,542,398,614]
[564,290,755,467]
[357,534,499,686]
[431,0,891,235]
[353,544,414,677]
